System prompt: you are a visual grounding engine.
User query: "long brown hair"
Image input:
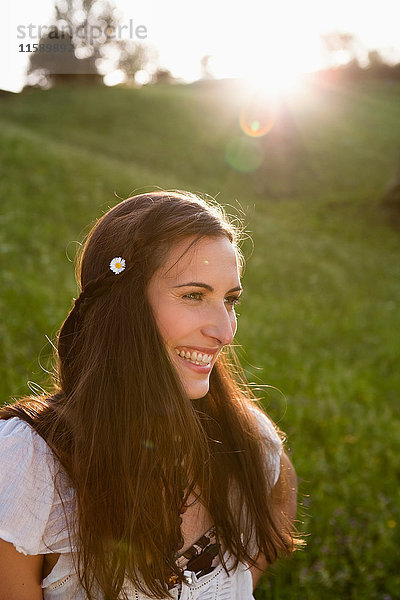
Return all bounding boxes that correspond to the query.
[1,191,304,599]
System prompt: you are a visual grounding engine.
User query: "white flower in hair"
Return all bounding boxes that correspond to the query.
[109,257,126,274]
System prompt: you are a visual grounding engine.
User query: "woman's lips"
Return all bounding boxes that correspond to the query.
[176,353,212,373]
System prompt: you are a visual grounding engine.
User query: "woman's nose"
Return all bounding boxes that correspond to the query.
[200,304,237,347]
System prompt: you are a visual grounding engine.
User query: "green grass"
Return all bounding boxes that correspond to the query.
[1,79,400,599]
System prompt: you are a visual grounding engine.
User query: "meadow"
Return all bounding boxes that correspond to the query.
[1,77,399,599]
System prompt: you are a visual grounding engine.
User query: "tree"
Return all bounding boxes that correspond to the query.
[26,29,100,88]
[114,40,156,85]
[26,0,120,86]
[200,55,214,80]
[320,32,366,68]
[150,68,176,85]
[53,0,119,58]
[26,0,155,88]
[365,49,394,80]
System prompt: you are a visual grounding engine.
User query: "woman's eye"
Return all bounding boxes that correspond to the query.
[225,296,242,308]
[182,293,242,307]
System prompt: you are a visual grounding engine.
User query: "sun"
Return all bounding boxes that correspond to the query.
[237,59,309,138]
[241,44,321,97]
[207,9,325,98]
[243,65,304,97]
[234,41,323,139]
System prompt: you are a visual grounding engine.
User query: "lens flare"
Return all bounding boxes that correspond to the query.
[225,136,263,173]
[239,93,278,138]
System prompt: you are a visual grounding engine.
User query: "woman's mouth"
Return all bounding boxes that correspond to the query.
[175,348,213,365]
[174,348,214,373]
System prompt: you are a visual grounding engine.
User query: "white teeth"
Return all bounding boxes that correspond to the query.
[175,348,213,365]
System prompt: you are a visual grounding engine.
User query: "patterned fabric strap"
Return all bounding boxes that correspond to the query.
[168,526,220,589]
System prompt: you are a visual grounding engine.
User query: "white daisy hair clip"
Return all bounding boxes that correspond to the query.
[109,257,126,275]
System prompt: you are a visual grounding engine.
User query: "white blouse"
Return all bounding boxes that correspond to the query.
[0,409,282,599]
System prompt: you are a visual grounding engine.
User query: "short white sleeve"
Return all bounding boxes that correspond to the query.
[0,417,57,555]
[249,406,283,490]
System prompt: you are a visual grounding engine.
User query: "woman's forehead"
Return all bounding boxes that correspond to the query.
[161,236,240,282]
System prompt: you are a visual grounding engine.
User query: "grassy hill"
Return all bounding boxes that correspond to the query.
[1,79,400,599]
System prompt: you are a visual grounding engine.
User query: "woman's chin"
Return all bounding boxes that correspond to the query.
[185,379,210,400]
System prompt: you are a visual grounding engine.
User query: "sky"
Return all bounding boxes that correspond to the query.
[2,0,400,92]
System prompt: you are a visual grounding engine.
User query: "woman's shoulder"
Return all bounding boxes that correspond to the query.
[248,404,284,454]
[0,414,37,436]
[247,404,284,490]
[0,415,53,461]
[0,415,58,502]
[0,415,73,493]
[0,415,59,555]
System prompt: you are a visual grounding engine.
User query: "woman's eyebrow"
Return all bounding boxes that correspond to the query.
[173,282,243,293]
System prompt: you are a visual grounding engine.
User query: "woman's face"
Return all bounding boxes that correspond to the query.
[147,235,242,399]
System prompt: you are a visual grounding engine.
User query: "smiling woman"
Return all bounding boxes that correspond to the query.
[0,190,304,600]
[147,236,242,400]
